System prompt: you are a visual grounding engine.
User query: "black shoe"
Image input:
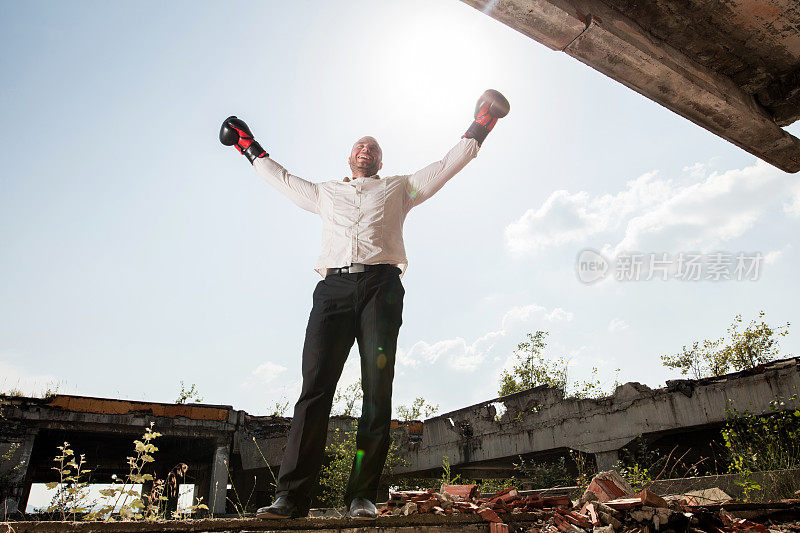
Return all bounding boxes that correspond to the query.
[256,496,308,519]
[348,497,377,520]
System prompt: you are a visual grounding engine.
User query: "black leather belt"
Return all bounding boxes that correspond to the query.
[326,263,396,276]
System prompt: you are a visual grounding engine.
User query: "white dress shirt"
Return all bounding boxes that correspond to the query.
[253,138,480,277]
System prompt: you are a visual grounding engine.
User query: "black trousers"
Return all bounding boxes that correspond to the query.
[275,265,404,508]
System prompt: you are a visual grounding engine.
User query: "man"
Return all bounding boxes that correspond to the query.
[219,89,509,520]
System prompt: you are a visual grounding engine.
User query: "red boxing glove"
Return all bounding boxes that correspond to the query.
[463,89,510,145]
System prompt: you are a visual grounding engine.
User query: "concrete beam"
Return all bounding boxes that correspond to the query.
[0,397,239,440]
[393,358,800,475]
[461,0,800,173]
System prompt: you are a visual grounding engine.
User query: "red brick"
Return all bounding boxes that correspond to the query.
[441,484,479,500]
[479,508,503,523]
[638,489,668,508]
[542,495,573,508]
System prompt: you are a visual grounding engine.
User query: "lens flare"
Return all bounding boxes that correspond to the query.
[355,449,365,474]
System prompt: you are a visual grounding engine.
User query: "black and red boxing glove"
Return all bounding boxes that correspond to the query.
[219,116,268,164]
[463,89,510,145]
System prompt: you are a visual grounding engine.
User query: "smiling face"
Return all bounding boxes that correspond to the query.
[348,136,383,178]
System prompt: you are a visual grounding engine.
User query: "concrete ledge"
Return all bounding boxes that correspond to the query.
[0,512,543,532]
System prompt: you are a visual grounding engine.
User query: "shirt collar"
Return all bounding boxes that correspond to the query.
[343,174,380,182]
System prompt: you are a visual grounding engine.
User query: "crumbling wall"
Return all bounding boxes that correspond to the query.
[392,358,800,475]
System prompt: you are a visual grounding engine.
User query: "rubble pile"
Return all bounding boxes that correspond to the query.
[379,471,800,533]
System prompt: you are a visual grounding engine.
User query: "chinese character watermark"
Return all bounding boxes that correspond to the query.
[575,250,763,284]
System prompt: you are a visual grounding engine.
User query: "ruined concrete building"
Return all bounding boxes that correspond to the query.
[2,357,798,517]
[461,0,800,173]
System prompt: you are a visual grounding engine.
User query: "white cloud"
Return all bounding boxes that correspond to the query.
[500,304,573,330]
[400,303,571,372]
[608,318,629,332]
[505,171,671,253]
[784,185,800,217]
[545,308,574,322]
[506,159,800,256]
[610,160,788,255]
[244,361,287,385]
[764,244,791,265]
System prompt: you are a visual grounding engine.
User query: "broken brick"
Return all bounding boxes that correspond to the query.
[453,501,480,512]
[604,497,644,510]
[554,513,586,533]
[638,489,668,508]
[479,507,503,523]
[490,523,510,533]
[556,508,592,529]
[542,495,574,508]
[441,484,479,500]
[581,470,635,504]
[417,498,438,513]
[585,503,602,526]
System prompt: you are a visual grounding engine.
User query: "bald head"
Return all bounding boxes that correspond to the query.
[349,136,383,178]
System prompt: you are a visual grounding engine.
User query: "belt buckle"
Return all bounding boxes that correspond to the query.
[348,263,366,273]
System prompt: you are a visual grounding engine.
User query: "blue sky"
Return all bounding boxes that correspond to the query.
[2,0,799,417]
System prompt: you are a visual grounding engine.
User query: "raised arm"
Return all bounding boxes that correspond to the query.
[252,157,319,214]
[406,89,510,210]
[405,138,479,209]
[219,116,319,214]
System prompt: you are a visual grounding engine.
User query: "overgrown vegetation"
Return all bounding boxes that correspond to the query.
[1,381,60,400]
[396,397,439,421]
[224,458,256,518]
[39,423,207,521]
[499,332,566,397]
[498,331,610,399]
[0,441,22,502]
[513,456,573,489]
[175,382,203,404]
[317,427,406,507]
[268,398,290,417]
[45,443,92,521]
[332,379,363,417]
[722,395,800,500]
[661,311,790,379]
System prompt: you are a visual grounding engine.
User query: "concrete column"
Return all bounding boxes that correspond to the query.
[594,450,621,472]
[208,441,230,515]
[1,431,36,519]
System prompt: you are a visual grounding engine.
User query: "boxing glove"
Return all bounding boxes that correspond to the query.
[219,116,268,163]
[463,89,510,145]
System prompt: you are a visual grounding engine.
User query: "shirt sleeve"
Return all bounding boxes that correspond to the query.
[252,157,320,214]
[404,137,480,210]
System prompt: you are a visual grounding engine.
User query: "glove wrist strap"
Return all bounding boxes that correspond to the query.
[463,121,490,145]
[243,141,268,163]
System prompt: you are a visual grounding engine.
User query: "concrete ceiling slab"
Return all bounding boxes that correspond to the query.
[463,0,800,173]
